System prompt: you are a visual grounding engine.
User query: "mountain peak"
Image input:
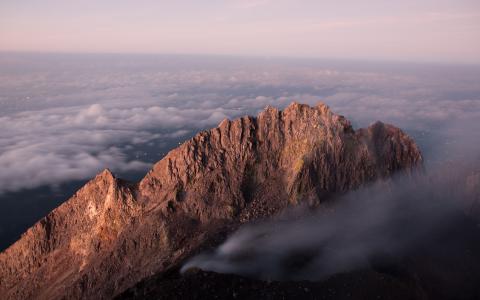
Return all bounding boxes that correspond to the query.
[93,168,116,183]
[98,168,115,178]
[0,102,422,300]
[283,101,331,114]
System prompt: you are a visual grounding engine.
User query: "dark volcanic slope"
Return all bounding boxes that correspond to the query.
[121,269,424,300]
[119,210,480,300]
[0,102,422,300]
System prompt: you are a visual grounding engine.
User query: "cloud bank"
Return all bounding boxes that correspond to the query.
[0,53,479,193]
[0,103,235,193]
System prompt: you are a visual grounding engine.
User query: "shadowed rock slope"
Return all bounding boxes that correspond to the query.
[0,102,422,299]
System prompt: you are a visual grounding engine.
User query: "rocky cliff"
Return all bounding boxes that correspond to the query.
[0,102,422,299]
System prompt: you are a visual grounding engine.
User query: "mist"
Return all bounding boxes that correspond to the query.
[182,173,472,279]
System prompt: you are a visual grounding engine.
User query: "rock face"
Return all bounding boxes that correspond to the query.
[0,102,422,299]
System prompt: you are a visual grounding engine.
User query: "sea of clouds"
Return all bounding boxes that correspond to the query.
[1,53,479,194]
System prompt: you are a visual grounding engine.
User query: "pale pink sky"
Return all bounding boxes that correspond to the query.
[1,0,479,63]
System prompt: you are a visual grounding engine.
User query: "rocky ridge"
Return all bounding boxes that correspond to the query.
[0,102,422,299]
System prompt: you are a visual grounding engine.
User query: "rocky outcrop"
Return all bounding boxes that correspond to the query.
[0,170,139,299]
[0,102,422,299]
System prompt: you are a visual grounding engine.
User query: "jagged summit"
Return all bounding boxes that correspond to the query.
[97,168,115,179]
[0,102,422,300]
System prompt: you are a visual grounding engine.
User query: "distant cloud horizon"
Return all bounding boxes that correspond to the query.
[0,0,479,64]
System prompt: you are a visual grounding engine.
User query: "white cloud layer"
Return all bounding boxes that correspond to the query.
[0,54,479,193]
[0,103,235,193]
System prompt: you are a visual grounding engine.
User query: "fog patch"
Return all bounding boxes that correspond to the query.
[182,168,477,280]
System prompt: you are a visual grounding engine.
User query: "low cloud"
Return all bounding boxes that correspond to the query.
[0,103,235,193]
[0,53,479,193]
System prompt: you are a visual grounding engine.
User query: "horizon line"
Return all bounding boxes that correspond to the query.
[1,50,479,67]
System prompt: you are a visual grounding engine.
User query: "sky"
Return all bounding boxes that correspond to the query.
[1,0,479,63]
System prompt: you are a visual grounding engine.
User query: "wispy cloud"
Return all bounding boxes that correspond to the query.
[183,162,478,280]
